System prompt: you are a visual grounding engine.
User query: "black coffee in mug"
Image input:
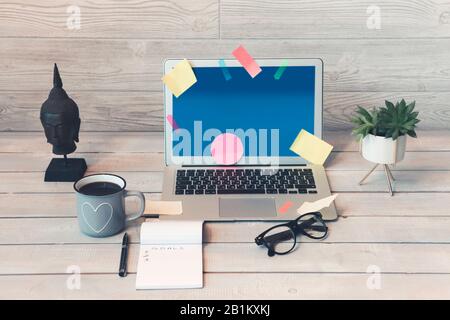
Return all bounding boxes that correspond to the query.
[79,181,122,196]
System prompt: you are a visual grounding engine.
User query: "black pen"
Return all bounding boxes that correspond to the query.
[119,233,129,277]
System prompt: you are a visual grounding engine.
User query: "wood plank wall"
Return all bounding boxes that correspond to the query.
[1,0,449,132]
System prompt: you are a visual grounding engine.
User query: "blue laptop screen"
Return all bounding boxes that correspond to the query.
[171,65,316,158]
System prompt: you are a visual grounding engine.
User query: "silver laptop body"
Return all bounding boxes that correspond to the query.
[161,59,337,221]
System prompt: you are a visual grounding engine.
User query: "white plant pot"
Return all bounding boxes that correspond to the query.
[361,134,406,165]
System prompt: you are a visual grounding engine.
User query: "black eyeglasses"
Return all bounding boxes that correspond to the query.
[255,212,328,256]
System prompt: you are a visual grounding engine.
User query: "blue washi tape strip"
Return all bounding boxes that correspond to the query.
[219,59,232,81]
[274,60,289,80]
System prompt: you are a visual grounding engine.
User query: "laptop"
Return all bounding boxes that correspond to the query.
[161,58,337,221]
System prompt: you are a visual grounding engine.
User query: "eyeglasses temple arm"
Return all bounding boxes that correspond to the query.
[263,230,294,245]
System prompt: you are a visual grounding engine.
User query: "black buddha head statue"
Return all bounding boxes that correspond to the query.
[40,64,81,155]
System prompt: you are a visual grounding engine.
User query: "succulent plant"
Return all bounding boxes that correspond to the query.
[351,106,380,140]
[351,99,420,141]
[379,99,420,140]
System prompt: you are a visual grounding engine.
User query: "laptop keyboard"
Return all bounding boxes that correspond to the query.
[175,168,317,195]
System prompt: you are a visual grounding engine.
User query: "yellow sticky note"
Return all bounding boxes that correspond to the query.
[162,59,197,98]
[289,129,333,165]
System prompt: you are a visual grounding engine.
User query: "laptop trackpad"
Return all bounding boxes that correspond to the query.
[219,198,276,218]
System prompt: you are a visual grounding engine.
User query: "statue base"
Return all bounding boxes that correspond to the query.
[44,158,87,182]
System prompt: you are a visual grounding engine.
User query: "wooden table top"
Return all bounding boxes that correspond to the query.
[1,130,450,299]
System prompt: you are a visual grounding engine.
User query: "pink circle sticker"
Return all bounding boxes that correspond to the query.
[210,133,244,165]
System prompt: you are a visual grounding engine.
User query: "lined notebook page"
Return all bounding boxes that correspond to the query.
[136,220,204,290]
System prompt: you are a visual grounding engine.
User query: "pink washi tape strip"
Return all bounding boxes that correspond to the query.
[166,115,179,130]
[232,45,262,78]
[278,201,294,214]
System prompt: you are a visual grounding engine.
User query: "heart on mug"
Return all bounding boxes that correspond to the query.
[82,202,113,234]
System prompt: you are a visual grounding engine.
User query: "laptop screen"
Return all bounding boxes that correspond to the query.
[171,65,316,159]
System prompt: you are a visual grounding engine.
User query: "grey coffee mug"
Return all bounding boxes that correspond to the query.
[74,174,145,237]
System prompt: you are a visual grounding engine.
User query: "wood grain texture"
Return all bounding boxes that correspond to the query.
[3,273,450,300]
[326,130,450,152]
[1,39,450,93]
[1,192,449,218]
[2,216,450,244]
[1,150,450,172]
[1,91,448,131]
[0,193,162,218]
[1,150,450,176]
[2,242,450,275]
[0,91,163,132]
[1,130,449,298]
[328,170,450,193]
[0,153,164,172]
[0,191,446,219]
[0,172,163,193]
[1,170,450,194]
[2,0,450,299]
[0,0,218,39]
[0,132,165,153]
[221,0,450,39]
[1,131,448,153]
[323,91,450,131]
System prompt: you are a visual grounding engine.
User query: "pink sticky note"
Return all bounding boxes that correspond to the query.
[211,133,244,165]
[232,45,262,78]
[166,115,179,130]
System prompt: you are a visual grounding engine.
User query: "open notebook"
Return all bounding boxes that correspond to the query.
[136,220,204,290]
